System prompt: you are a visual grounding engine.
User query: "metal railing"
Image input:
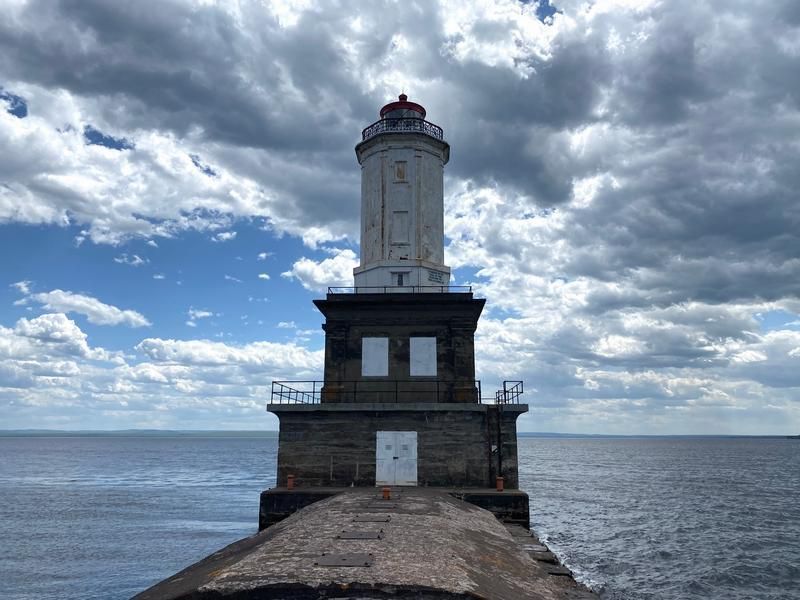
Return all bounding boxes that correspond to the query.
[327,285,472,294]
[495,381,524,404]
[361,117,444,141]
[271,380,482,404]
[270,380,524,405]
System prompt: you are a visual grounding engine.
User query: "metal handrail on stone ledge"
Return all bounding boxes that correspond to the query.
[327,285,472,294]
[361,117,444,141]
[270,380,483,405]
[270,380,525,405]
[495,381,524,405]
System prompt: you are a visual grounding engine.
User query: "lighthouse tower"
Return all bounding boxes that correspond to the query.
[353,94,451,290]
[263,95,528,529]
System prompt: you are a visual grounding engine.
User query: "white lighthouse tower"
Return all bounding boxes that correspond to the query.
[353,94,451,290]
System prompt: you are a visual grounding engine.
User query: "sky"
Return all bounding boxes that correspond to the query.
[1,0,799,434]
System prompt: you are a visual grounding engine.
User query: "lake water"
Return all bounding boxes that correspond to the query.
[0,434,798,599]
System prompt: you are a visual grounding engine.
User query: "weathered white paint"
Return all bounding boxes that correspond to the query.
[353,128,451,290]
[375,431,418,486]
[410,337,437,376]
[362,337,388,376]
[353,260,450,292]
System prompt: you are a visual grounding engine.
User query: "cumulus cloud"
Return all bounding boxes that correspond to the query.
[7,313,121,363]
[135,337,322,371]
[257,273,270,280]
[281,248,359,292]
[0,312,322,428]
[13,286,151,327]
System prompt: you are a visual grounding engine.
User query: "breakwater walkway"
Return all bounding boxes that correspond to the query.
[134,488,597,599]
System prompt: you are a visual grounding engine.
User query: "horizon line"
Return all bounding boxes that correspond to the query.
[0,428,795,438]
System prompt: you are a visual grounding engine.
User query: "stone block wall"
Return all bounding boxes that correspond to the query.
[270,404,525,489]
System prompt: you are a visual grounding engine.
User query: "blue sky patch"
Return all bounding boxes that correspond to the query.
[0,89,28,118]
[756,309,800,332]
[523,0,560,23]
[84,125,135,150]
[190,154,218,177]
[0,220,329,353]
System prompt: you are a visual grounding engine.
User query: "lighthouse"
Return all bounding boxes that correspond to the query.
[263,95,528,528]
[353,94,451,290]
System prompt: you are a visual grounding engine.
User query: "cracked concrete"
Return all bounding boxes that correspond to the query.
[133,489,597,600]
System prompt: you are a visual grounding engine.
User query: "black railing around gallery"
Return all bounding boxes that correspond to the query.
[270,380,482,404]
[327,285,472,294]
[270,380,525,405]
[361,117,444,142]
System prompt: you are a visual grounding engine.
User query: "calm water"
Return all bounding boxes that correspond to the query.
[0,434,798,599]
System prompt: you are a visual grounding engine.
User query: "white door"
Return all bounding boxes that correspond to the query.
[375,431,418,486]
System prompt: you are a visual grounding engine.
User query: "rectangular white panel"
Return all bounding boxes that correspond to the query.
[362,337,388,376]
[410,337,437,376]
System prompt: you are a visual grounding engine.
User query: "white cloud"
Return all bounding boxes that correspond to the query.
[113,253,147,266]
[0,312,323,428]
[281,248,358,292]
[277,321,296,329]
[11,280,32,295]
[188,309,214,320]
[186,308,216,328]
[146,240,158,248]
[135,337,322,371]
[257,252,272,261]
[212,231,237,242]
[153,274,166,280]
[9,313,119,362]
[257,273,270,280]
[14,286,151,327]
[224,274,242,283]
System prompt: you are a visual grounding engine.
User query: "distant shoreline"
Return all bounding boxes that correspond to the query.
[0,429,793,439]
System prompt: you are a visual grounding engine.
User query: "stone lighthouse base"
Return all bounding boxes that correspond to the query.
[259,486,530,530]
[262,402,529,529]
[269,403,527,487]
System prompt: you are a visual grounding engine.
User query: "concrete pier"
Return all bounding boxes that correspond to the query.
[135,489,597,600]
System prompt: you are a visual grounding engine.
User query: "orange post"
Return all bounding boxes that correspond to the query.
[496,476,504,492]
[287,474,295,490]
[382,486,391,500]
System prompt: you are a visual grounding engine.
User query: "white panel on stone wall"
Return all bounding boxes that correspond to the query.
[362,337,389,376]
[410,337,437,376]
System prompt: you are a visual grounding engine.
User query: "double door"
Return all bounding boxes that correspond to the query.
[375,431,417,486]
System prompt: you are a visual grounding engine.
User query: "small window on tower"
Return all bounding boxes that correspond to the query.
[397,273,404,286]
[394,161,407,182]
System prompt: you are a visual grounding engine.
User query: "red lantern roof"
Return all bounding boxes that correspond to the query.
[379,94,427,119]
